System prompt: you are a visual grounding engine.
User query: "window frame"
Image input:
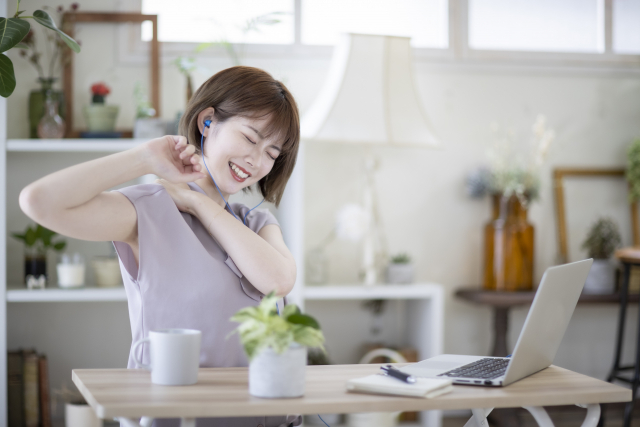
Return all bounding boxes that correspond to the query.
[116,0,640,70]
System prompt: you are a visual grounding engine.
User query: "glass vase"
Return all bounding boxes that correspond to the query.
[24,246,47,287]
[483,194,535,291]
[37,93,66,139]
[28,78,65,138]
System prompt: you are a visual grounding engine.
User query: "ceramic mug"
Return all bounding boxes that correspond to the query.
[132,329,201,385]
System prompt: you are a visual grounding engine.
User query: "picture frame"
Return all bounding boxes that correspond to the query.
[553,167,639,263]
[61,12,160,138]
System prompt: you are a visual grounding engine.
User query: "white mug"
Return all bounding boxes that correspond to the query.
[132,329,201,386]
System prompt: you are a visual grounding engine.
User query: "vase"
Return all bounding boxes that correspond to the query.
[24,246,47,287]
[92,256,122,287]
[37,94,66,138]
[249,345,306,398]
[386,263,414,284]
[483,194,534,291]
[84,105,119,132]
[28,78,65,138]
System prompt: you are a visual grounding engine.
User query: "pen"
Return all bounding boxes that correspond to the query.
[381,365,417,384]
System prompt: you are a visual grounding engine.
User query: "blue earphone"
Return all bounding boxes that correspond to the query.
[201,119,265,226]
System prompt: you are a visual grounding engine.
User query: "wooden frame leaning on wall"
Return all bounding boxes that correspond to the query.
[61,12,160,138]
[553,168,640,264]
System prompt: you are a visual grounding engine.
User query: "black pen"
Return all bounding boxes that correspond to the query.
[380,365,417,384]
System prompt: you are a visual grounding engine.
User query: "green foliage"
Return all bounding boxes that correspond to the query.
[0,0,80,97]
[133,82,156,119]
[12,223,67,253]
[627,139,640,202]
[390,253,411,264]
[229,292,325,361]
[581,217,621,259]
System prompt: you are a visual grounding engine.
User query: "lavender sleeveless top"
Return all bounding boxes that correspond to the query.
[113,183,297,427]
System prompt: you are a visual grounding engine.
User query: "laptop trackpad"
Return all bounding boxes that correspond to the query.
[402,354,483,378]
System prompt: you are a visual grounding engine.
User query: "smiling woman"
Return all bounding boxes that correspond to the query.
[19,65,301,427]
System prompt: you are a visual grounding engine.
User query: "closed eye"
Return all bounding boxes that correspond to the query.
[244,135,256,145]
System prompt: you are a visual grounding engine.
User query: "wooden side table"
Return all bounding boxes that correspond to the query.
[455,289,639,357]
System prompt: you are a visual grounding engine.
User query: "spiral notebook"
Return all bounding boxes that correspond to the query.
[346,374,453,398]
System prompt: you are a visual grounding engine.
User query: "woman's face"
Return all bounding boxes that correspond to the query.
[201,114,283,195]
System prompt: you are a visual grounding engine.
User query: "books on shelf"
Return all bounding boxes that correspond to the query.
[7,349,51,427]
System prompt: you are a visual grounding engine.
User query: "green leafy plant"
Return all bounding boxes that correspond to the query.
[390,253,411,264]
[627,139,640,202]
[0,0,80,97]
[229,292,325,361]
[133,82,155,119]
[581,217,622,259]
[12,223,66,254]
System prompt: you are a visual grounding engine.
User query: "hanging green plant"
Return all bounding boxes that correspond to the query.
[0,0,80,97]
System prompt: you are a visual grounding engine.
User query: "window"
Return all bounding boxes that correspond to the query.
[301,0,448,48]
[140,0,294,44]
[613,0,640,54]
[469,0,604,53]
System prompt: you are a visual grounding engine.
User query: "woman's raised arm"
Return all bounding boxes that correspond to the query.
[19,136,205,244]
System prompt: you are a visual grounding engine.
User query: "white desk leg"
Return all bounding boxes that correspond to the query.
[180,418,196,427]
[463,408,493,427]
[524,406,554,426]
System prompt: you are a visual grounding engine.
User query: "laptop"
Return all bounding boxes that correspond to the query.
[402,259,593,387]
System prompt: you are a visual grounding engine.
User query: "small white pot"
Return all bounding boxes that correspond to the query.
[57,264,85,288]
[134,118,166,139]
[346,411,401,427]
[249,345,306,398]
[65,402,101,427]
[92,257,122,287]
[386,263,414,284]
[583,259,616,294]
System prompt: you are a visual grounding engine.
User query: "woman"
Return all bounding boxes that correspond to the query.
[20,66,301,427]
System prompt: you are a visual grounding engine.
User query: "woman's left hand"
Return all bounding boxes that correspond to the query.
[156,179,196,214]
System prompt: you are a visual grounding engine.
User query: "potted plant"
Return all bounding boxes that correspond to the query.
[12,224,66,288]
[581,217,621,294]
[132,82,164,139]
[230,292,325,398]
[84,82,119,132]
[386,253,414,284]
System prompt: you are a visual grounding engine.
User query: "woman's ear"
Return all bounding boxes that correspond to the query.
[197,107,216,136]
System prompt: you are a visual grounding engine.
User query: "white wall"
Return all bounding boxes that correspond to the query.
[4,0,640,418]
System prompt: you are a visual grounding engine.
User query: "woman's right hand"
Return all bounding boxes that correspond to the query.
[141,135,206,183]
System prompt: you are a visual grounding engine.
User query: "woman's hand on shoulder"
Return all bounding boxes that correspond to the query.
[140,136,205,183]
[156,179,199,215]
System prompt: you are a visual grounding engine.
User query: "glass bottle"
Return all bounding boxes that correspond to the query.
[37,91,66,139]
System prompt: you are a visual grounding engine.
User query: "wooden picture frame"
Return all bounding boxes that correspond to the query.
[61,12,160,138]
[553,168,639,263]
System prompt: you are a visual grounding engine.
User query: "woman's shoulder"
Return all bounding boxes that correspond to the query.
[229,203,280,234]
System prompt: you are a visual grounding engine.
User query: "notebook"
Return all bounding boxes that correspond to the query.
[346,374,453,398]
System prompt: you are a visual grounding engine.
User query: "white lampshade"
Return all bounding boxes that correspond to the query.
[301,33,441,148]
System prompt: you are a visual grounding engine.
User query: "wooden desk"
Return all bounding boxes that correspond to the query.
[72,363,630,427]
[455,289,637,357]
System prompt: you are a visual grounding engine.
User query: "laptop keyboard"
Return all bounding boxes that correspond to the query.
[438,358,510,379]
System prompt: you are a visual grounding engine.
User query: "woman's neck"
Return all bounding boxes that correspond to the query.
[193,177,229,209]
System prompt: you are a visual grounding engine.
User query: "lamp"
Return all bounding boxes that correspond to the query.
[301,32,441,285]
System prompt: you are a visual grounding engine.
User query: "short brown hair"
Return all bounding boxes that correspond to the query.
[180,66,300,207]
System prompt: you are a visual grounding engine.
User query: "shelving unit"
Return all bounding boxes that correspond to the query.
[6,286,127,303]
[7,139,147,152]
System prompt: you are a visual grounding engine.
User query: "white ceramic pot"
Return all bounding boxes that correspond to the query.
[249,345,306,398]
[57,264,85,288]
[92,257,122,287]
[134,118,166,139]
[583,259,616,294]
[386,263,414,284]
[65,402,101,427]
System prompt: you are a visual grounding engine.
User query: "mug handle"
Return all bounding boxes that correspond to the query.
[131,337,151,370]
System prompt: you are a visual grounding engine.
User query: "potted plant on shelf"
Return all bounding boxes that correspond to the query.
[386,253,414,284]
[12,223,66,288]
[84,82,119,133]
[230,292,325,398]
[581,217,621,294]
[627,138,640,203]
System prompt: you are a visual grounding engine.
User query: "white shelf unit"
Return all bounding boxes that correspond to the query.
[6,287,127,303]
[7,139,147,152]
